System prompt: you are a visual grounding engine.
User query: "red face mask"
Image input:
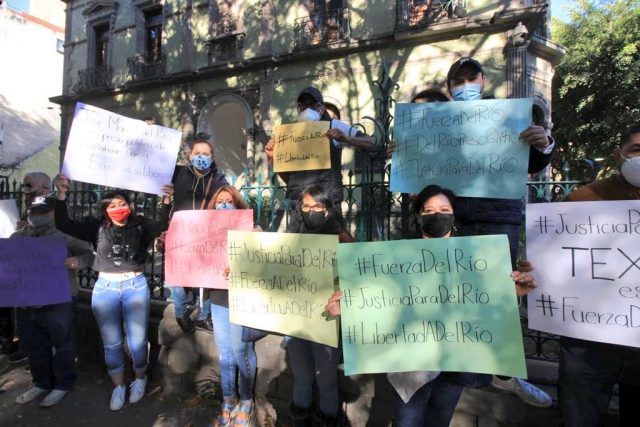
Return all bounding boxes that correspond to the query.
[107,207,131,223]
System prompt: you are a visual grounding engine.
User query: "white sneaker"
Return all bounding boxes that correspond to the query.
[40,389,69,407]
[15,386,50,404]
[110,385,126,411]
[491,376,552,407]
[129,376,146,404]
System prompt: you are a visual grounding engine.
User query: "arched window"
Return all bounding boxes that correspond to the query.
[197,94,254,178]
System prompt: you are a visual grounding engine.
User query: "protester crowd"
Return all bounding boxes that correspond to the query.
[1,56,639,427]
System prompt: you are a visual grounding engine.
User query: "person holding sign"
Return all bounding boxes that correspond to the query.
[53,174,171,411]
[264,86,375,212]
[204,186,258,427]
[162,133,228,334]
[284,184,344,427]
[445,57,554,407]
[11,196,94,407]
[1,172,54,365]
[325,184,537,426]
[557,124,640,427]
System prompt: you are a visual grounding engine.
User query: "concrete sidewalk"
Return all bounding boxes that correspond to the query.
[0,355,219,427]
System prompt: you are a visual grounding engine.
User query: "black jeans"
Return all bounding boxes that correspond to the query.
[16,302,77,390]
[0,307,15,351]
[559,337,640,427]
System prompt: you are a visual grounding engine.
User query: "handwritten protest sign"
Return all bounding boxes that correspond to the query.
[164,209,254,289]
[337,235,526,377]
[272,121,331,172]
[62,103,182,194]
[0,237,71,307]
[390,99,532,199]
[0,199,19,238]
[227,231,339,347]
[527,201,640,347]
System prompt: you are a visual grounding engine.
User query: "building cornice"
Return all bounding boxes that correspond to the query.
[50,3,562,105]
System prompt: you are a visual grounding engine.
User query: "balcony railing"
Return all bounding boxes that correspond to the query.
[127,53,166,81]
[73,66,112,93]
[293,7,350,50]
[396,0,467,31]
[205,31,246,65]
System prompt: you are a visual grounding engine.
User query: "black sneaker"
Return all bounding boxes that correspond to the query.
[176,316,195,334]
[195,318,213,332]
[8,352,28,364]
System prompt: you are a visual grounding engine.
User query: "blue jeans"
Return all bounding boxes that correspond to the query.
[168,285,210,321]
[92,275,150,376]
[559,337,640,427]
[16,302,76,391]
[211,304,256,400]
[393,373,464,427]
[286,337,340,416]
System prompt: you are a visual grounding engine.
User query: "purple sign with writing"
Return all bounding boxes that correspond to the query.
[0,237,71,307]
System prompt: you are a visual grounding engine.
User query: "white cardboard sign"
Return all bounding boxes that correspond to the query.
[62,103,181,194]
[0,199,19,237]
[526,200,640,347]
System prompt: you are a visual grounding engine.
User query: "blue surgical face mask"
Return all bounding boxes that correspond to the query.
[298,108,321,122]
[191,154,212,170]
[216,202,236,210]
[451,82,483,101]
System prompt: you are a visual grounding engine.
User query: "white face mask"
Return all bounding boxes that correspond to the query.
[298,108,321,122]
[620,154,640,188]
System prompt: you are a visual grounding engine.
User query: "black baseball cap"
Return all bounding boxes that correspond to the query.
[297,86,324,104]
[446,57,484,87]
[28,196,55,213]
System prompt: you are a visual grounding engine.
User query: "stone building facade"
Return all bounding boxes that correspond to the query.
[53,1,566,425]
[53,0,564,183]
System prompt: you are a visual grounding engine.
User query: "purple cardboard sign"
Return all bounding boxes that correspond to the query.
[0,237,71,307]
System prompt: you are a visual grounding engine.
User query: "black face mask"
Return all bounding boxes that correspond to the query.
[301,211,327,230]
[420,213,455,238]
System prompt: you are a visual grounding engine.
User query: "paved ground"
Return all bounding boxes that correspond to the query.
[0,355,219,427]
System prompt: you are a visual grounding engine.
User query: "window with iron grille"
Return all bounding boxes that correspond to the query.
[95,24,109,67]
[145,8,162,63]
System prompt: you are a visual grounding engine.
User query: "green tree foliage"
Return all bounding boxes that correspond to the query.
[552,0,640,175]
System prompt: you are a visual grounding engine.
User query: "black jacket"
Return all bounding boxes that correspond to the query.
[54,199,169,273]
[171,165,228,212]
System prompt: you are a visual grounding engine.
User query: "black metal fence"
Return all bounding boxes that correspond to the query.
[0,174,586,361]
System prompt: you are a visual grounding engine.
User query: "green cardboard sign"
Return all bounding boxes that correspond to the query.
[227,231,339,347]
[390,99,532,199]
[337,235,527,377]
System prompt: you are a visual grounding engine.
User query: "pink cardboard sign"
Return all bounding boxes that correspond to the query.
[0,237,71,307]
[164,209,254,289]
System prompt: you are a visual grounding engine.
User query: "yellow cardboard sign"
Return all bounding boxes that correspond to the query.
[272,121,331,172]
[227,231,339,347]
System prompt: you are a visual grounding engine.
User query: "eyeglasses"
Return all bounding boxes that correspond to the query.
[301,204,325,213]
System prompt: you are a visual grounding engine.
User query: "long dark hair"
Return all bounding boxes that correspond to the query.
[100,190,131,224]
[412,185,458,236]
[207,185,247,210]
[289,184,341,234]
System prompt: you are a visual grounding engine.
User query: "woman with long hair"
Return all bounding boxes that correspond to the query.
[325,184,537,426]
[206,185,258,427]
[54,174,171,411]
